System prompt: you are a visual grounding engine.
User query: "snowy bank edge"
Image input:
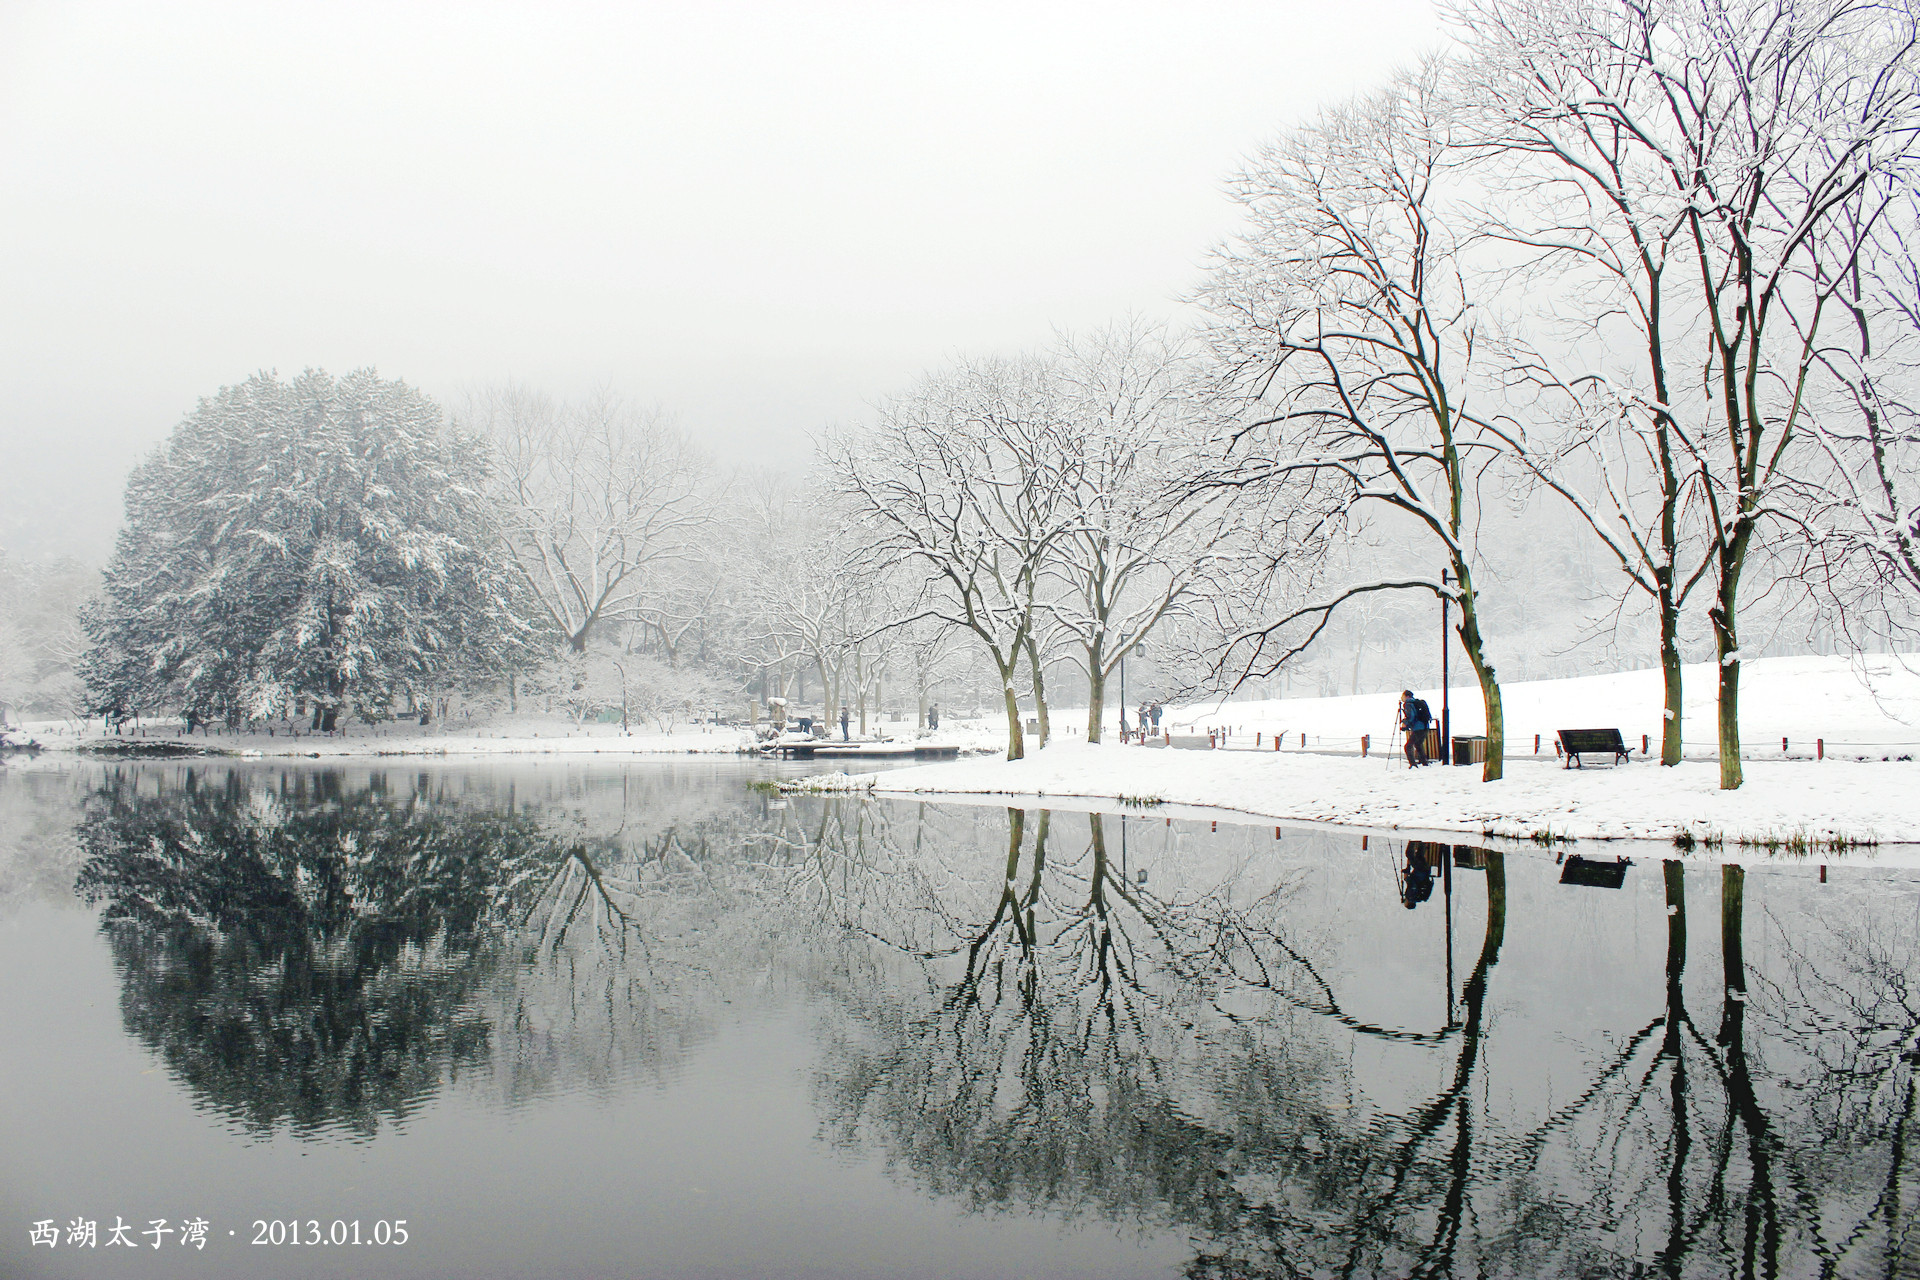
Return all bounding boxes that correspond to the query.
[781,756,1919,853]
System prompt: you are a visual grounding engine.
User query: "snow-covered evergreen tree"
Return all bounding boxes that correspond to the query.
[81,369,548,728]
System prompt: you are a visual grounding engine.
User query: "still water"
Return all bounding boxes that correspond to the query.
[0,759,1915,1279]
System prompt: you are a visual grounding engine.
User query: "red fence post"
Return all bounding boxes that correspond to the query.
[1300,732,1306,749]
[1642,733,1649,756]
[1783,736,1789,754]
[1361,734,1369,758]
[1534,733,1540,754]
[1817,738,1824,760]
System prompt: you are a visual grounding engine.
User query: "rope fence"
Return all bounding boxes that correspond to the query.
[1155,724,1920,762]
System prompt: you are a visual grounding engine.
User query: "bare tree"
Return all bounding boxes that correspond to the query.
[1197,62,1519,780]
[1790,170,1920,648]
[1471,0,1920,788]
[1455,0,1725,765]
[895,612,967,731]
[741,496,896,737]
[467,385,709,653]
[824,357,1080,760]
[1047,322,1282,742]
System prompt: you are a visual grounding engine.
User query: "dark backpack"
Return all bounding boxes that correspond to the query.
[1410,698,1432,727]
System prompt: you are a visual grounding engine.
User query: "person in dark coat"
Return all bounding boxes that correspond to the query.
[1400,841,1437,908]
[1398,689,1433,766]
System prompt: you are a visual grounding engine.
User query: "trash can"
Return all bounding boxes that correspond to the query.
[1451,735,1487,766]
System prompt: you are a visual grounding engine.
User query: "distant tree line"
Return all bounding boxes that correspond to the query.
[0,551,92,718]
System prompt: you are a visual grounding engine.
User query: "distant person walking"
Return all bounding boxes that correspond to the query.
[1398,689,1433,767]
[1149,703,1162,732]
[927,704,939,731]
[840,705,851,741]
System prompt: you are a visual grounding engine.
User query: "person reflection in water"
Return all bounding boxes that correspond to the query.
[1400,840,1436,909]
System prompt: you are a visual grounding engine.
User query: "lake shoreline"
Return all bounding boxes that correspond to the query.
[785,741,1920,853]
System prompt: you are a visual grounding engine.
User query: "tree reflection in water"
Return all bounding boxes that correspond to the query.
[65,768,1919,1275]
[800,805,1919,1279]
[72,764,788,1137]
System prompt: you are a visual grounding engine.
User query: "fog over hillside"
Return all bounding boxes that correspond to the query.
[0,0,1442,564]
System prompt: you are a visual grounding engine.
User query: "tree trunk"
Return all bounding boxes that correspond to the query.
[1716,862,1779,1268]
[1001,807,1028,948]
[1712,576,1743,790]
[1663,861,1687,1053]
[1000,667,1025,761]
[1085,658,1106,744]
[1463,850,1506,1017]
[1024,637,1050,749]
[857,657,868,738]
[1659,590,1684,766]
[1661,859,1689,1259]
[1350,615,1367,695]
[1719,863,1745,1048]
[1087,811,1108,907]
[1024,809,1049,941]
[1452,567,1504,782]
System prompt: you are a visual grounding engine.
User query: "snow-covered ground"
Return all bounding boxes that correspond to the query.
[10,653,1914,807]
[800,745,1920,848]
[788,656,1920,850]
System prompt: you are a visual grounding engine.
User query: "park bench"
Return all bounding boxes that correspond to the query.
[1560,854,1631,888]
[1557,728,1633,769]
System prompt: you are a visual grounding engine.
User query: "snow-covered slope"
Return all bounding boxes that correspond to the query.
[1148,654,1920,759]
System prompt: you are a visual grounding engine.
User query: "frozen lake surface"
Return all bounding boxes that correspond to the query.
[2,759,1916,1278]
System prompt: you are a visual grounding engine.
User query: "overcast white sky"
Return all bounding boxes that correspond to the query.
[0,0,1443,562]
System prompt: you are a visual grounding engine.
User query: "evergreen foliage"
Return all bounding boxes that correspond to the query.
[81,369,548,727]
